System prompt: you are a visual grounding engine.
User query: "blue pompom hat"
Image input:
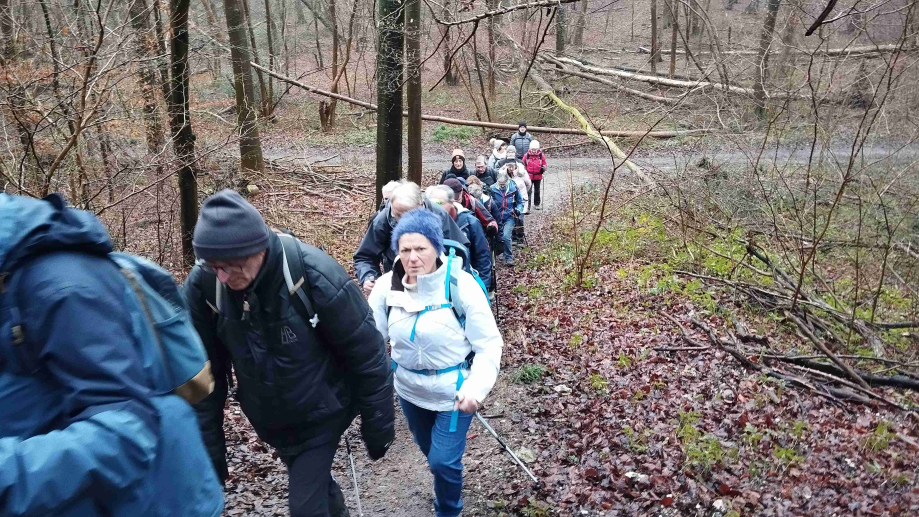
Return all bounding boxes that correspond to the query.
[391,208,444,255]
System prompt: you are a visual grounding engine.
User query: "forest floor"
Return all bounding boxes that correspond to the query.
[217,143,919,517]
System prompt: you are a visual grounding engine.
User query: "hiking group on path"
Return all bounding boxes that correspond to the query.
[0,122,550,517]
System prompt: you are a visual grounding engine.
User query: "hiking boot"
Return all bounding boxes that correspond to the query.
[505,259,515,267]
[536,204,542,210]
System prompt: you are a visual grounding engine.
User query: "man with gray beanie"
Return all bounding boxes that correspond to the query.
[509,121,533,160]
[183,189,394,517]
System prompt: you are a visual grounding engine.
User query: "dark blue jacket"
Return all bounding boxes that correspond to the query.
[0,193,223,517]
[490,181,524,225]
[455,207,492,288]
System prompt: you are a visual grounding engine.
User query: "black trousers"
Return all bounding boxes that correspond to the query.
[283,438,349,517]
[532,179,542,207]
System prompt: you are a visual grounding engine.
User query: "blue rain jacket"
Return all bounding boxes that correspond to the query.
[0,193,224,517]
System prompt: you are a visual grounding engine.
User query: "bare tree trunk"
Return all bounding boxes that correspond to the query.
[201,0,224,77]
[573,0,587,47]
[753,0,780,117]
[241,0,269,115]
[487,0,496,94]
[405,0,422,184]
[170,0,199,268]
[0,0,12,58]
[556,3,566,55]
[651,0,660,73]
[224,0,265,175]
[319,0,339,131]
[441,4,458,86]
[264,0,278,116]
[669,0,678,77]
[376,0,404,204]
[152,0,172,102]
[129,0,167,175]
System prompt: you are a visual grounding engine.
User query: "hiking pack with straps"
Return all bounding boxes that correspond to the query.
[205,231,321,330]
[1,249,214,405]
[388,238,489,432]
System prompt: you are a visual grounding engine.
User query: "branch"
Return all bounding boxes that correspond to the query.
[426,0,583,26]
[250,62,712,138]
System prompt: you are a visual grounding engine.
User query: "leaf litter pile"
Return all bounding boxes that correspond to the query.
[481,213,919,516]
[213,168,918,516]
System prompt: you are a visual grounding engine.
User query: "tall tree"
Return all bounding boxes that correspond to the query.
[405,0,422,184]
[375,0,404,204]
[753,0,781,117]
[556,3,566,55]
[668,0,678,78]
[129,0,167,165]
[0,0,11,58]
[169,0,199,267]
[224,0,265,175]
[651,0,660,74]
[487,0,496,94]
[573,0,588,47]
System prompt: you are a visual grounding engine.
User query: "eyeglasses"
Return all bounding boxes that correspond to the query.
[199,260,245,275]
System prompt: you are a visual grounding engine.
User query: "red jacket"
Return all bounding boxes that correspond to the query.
[523,150,547,181]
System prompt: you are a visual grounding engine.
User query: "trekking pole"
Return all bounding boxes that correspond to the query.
[474,412,541,487]
[344,435,364,517]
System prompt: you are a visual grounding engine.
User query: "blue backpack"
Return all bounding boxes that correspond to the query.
[111,253,214,404]
[442,239,489,326]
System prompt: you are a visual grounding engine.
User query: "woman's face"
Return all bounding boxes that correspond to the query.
[453,157,464,168]
[399,233,439,278]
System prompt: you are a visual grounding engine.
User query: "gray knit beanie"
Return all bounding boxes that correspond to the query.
[193,189,270,260]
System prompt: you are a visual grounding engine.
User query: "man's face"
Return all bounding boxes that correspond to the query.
[430,194,457,220]
[497,178,508,189]
[206,251,266,291]
[475,162,485,174]
[519,126,526,134]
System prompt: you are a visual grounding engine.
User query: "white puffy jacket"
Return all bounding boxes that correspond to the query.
[369,255,503,412]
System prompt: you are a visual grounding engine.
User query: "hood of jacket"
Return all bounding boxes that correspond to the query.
[0,193,113,277]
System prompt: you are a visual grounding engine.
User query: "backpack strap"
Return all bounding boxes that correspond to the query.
[277,233,320,328]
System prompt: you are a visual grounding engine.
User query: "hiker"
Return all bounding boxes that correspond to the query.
[495,144,525,171]
[509,121,533,160]
[491,169,524,266]
[425,184,493,290]
[370,180,403,227]
[0,193,224,517]
[486,138,507,169]
[501,161,531,215]
[368,208,503,517]
[355,181,469,296]
[473,155,497,186]
[444,177,499,239]
[522,140,547,211]
[440,149,470,183]
[184,190,395,517]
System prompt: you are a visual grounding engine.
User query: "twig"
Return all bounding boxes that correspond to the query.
[786,312,872,391]
[660,313,710,350]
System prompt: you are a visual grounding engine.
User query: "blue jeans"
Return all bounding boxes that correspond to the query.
[399,397,474,517]
[500,218,515,261]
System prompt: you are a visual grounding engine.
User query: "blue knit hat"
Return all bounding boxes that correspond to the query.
[193,189,270,260]
[391,208,444,255]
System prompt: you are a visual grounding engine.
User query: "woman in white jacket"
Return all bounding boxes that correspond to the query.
[369,208,503,517]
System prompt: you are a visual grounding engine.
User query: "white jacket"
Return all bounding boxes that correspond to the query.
[369,255,503,412]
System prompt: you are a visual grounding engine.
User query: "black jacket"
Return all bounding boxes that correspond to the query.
[440,165,470,183]
[474,166,497,187]
[353,199,470,285]
[184,232,393,480]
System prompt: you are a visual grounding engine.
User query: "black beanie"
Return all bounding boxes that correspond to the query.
[193,189,270,260]
[518,121,527,128]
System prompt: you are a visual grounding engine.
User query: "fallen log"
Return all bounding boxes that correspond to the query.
[639,43,901,57]
[766,355,919,392]
[539,55,682,105]
[525,64,648,183]
[551,55,806,100]
[251,62,712,139]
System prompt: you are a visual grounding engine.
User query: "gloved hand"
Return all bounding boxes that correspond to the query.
[360,390,395,460]
[486,221,499,237]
